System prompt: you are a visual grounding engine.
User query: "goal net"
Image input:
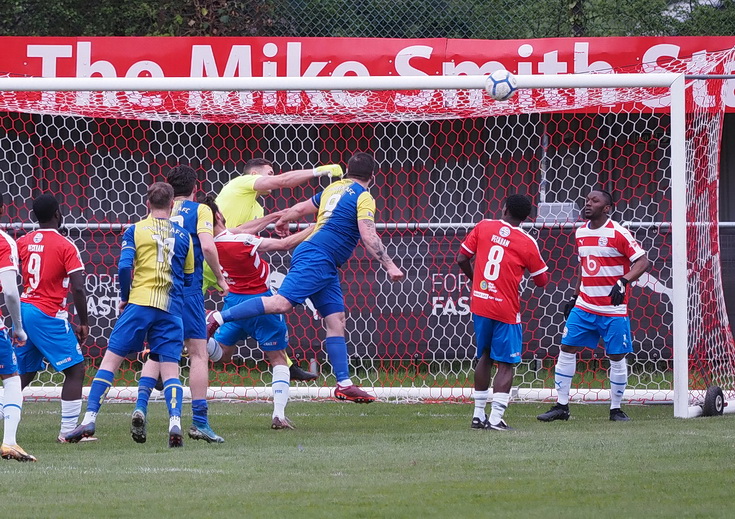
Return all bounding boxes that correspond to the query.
[1,48,733,417]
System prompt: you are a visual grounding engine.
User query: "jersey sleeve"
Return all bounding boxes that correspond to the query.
[0,234,18,273]
[459,225,479,257]
[525,237,549,277]
[196,204,215,236]
[119,226,136,270]
[616,226,646,262]
[63,237,85,275]
[356,192,376,221]
[311,190,323,209]
[184,236,195,274]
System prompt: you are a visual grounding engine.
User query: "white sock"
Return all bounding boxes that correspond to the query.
[207,338,223,362]
[169,415,181,431]
[555,351,577,406]
[81,411,97,425]
[473,389,489,419]
[271,365,290,419]
[60,399,82,436]
[2,376,22,445]
[609,358,628,409]
[337,379,353,387]
[489,392,511,425]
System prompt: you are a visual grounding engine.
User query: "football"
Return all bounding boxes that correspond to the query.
[485,69,518,101]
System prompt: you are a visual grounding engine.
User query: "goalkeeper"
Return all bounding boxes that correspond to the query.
[203,158,343,381]
[537,189,649,423]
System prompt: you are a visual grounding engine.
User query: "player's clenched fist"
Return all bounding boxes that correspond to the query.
[313,164,344,178]
[386,266,405,282]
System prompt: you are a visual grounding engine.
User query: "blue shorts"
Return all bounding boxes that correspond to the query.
[17,302,84,374]
[214,290,288,351]
[278,243,344,317]
[0,329,18,375]
[473,314,523,364]
[108,304,184,363]
[181,289,206,340]
[562,307,634,355]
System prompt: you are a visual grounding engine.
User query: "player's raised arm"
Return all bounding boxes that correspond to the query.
[274,199,319,237]
[258,225,315,253]
[252,164,343,192]
[229,211,283,235]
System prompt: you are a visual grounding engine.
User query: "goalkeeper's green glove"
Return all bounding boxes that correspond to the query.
[313,164,344,178]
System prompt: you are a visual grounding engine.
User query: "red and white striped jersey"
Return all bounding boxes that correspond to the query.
[214,230,270,295]
[0,230,19,330]
[17,229,85,318]
[575,219,645,317]
[460,219,548,324]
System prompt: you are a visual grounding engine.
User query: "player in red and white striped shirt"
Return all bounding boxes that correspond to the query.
[458,195,549,431]
[538,189,649,423]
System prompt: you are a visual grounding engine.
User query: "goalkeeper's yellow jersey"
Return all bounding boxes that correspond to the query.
[203,174,264,290]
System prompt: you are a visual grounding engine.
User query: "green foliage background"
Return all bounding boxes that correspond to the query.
[0,0,733,38]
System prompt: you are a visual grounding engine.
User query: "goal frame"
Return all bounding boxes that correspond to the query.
[0,72,726,418]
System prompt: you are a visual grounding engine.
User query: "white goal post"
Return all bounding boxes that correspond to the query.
[0,70,732,418]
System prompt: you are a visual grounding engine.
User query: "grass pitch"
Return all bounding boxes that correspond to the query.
[2,401,733,518]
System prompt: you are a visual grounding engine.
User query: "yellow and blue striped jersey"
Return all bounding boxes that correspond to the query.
[120,216,194,315]
[306,179,376,266]
[171,199,213,292]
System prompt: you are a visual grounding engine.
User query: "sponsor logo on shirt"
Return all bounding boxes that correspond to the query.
[499,226,511,237]
[598,236,608,247]
[33,233,43,243]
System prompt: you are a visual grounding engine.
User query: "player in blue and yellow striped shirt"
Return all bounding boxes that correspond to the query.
[65,182,194,447]
[134,165,228,445]
[206,153,405,405]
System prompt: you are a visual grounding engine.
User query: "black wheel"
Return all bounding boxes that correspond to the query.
[702,386,725,416]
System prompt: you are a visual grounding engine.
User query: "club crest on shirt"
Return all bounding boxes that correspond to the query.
[33,233,43,243]
[499,226,511,237]
[598,236,608,247]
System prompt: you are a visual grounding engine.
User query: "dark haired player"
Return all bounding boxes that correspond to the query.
[537,189,649,422]
[457,194,549,430]
[206,152,404,403]
[203,158,343,382]
[16,194,91,443]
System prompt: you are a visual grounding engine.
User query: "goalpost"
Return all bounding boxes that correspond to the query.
[1,49,733,418]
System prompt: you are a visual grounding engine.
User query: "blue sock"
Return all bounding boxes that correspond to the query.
[136,376,157,414]
[325,336,350,382]
[192,399,208,427]
[87,369,115,414]
[221,297,265,322]
[163,378,184,418]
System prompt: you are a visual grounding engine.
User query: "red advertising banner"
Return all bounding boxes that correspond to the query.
[0,36,732,118]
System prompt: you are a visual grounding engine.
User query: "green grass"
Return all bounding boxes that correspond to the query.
[2,401,734,518]
[28,359,676,390]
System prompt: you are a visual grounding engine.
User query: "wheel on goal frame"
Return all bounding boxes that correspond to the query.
[702,386,725,416]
